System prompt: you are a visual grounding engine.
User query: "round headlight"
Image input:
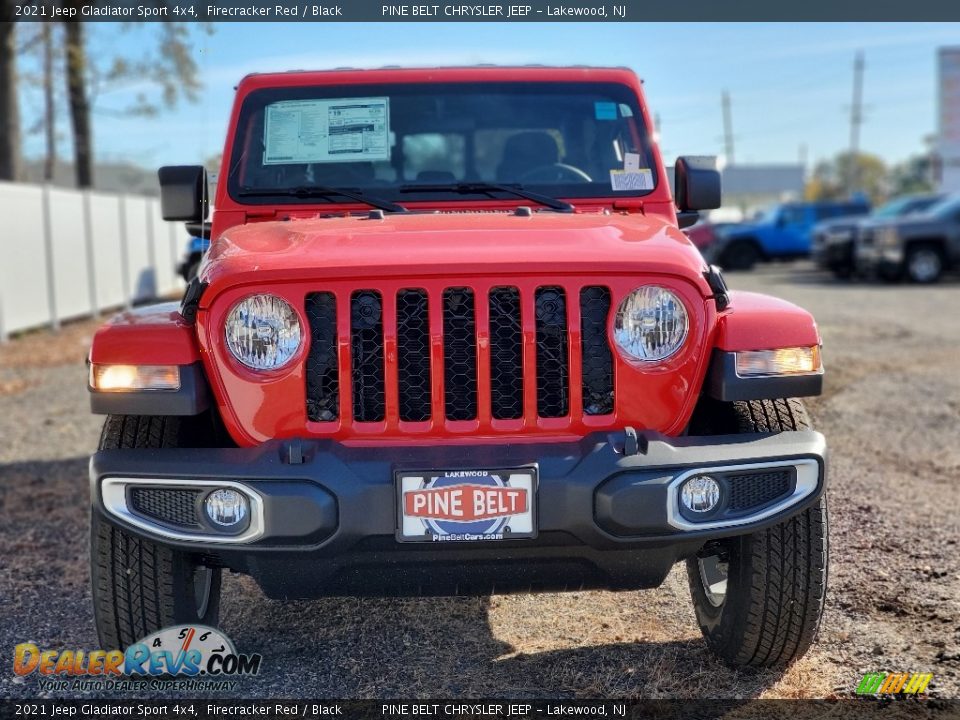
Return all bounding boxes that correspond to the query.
[225,294,302,370]
[613,286,689,362]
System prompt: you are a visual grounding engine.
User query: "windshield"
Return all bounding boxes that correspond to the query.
[874,195,941,218]
[226,81,657,206]
[924,194,960,219]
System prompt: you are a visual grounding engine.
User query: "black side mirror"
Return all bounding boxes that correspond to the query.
[158,166,208,222]
[675,156,721,212]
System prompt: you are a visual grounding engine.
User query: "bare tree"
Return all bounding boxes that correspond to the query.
[42,23,56,181]
[63,6,93,187]
[61,14,209,188]
[0,3,22,181]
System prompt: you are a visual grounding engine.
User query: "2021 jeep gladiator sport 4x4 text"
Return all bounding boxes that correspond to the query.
[87,66,828,668]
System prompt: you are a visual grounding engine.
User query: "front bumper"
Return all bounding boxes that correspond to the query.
[813,236,854,271]
[855,242,903,276]
[90,430,827,598]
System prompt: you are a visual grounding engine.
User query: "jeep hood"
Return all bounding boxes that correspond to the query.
[201,212,711,298]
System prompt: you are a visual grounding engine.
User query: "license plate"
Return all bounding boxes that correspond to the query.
[396,468,537,542]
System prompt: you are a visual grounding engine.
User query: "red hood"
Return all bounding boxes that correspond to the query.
[201,211,710,301]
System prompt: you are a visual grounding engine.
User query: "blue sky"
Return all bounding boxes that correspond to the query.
[17,22,960,171]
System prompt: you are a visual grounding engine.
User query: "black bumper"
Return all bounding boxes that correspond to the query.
[813,238,854,271]
[90,431,827,598]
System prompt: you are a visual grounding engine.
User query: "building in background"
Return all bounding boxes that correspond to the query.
[667,164,805,222]
[937,46,960,194]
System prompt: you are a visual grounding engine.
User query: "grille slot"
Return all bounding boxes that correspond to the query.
[397,289,432,422]
[727,470,793,511]
[129,487,202,528]
[305,292,339,422]
[535,286,569,418]
[489,287,524,420]
[443,287,478,420]
[351,290,386,422]
[580,286,614,415]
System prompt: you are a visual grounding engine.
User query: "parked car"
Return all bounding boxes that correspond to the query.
[86,66,828,669]
[812,194,943,279]
[708,200,870,270]
[684,220,732,257]
[855,194,960,283]
[177,221,211,282]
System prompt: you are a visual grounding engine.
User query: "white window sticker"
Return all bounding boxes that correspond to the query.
[610,168,654,191]
[624,152,641,172]
[263,97,390,165]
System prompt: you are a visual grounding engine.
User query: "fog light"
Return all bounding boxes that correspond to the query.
[204,489,248,527]
[680,475,720,514]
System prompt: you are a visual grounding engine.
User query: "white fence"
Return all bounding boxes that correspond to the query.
[0,181,186,340]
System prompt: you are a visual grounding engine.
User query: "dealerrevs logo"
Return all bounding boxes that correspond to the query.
[13,625,261,691]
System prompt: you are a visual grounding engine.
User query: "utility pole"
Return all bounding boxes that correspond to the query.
[848,51,865,193]
[722,90,735,165]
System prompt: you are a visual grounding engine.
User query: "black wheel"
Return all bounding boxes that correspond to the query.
[905,244,944,284]
[91,415,222,649]
[721,241,760,271]
[686,399,828,668]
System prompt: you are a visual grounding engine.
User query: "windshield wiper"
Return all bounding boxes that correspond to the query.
[399,182,574,213]
[237,186,408,214]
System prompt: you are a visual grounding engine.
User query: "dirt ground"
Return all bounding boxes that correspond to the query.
[0,263,958,701]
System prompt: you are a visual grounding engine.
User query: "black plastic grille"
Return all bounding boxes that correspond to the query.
[350,290,386,422]
[443,288,478,420]
[397,289,432,422]
[489,287,524,420]
[580,286,614,415]
[129,487,201,528]
[535,286,569,418]
[305,292,339,422]
[727,470,793,511]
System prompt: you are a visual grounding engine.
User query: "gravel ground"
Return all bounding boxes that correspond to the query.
[1,263,958,701]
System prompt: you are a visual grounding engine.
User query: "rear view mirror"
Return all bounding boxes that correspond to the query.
[675,156,721,212]
[158,166,208,222]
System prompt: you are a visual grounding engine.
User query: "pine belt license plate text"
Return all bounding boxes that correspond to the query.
[397,468,537,542]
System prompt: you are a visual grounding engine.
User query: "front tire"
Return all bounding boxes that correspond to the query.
[905,244,944,284]
[91,415,222,649]
[686,399,828,668]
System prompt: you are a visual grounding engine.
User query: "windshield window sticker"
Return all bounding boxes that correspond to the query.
[263,97,390,165]
[610,169,653,191]
[594,101,618,120]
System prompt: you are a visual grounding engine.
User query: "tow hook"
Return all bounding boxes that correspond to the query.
[622,427,648,456]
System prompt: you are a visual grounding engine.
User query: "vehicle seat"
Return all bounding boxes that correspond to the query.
[496,131,560,182]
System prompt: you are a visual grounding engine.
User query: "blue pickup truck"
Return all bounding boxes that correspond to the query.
[707,200,870,270]
[176,221,211,281]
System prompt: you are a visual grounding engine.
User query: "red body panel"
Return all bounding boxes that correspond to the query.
[88,67,822,449]
[714,291,821,351]
[88,303,200,365]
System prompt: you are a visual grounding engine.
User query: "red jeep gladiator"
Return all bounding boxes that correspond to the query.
[87,66,827,668]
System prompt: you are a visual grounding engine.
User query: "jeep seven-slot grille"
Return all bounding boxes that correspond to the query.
[397,289,432,422]
[304,285,616,426]
[489,287,524,419]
